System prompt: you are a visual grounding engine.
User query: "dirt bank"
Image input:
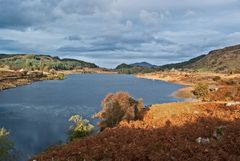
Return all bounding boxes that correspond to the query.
[0,69,63,91]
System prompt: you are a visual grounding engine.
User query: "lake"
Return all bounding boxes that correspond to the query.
[0,74,184,161]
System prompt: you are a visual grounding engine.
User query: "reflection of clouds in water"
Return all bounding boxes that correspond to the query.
[0,103,96,121]
[12,113,68,161]
[0,104,72,160]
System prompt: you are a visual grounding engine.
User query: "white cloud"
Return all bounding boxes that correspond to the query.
[139,10,162,25]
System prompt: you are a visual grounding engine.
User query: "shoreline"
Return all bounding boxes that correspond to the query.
[0,69,116,91]
[135,73,194,100]
[136,71,240,102]
[0,70,63,91]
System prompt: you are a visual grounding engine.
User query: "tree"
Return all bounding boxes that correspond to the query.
[68,115,94,141]
[94,92,144,130]
[0,128,14,161]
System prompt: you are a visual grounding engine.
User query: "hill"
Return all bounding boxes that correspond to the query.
[160,55,206,70]
[115,63,158,74]
[115,63,133,69]
[0,54,98,71]
[115,62,156,69]
[130,62,157,68]
[160,44,240,73]
[185,44,240,72]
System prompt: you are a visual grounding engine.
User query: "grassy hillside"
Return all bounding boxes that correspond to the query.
[160,55,206,70]
[185,44,240,72]
[0,54,98,71]
[160,44,240,73]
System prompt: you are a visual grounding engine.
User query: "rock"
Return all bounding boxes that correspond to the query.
[210,87,219,92]
[193,111,199,114]
[19,68,28,75]
[196,137,210,144]
[225,102,240,107]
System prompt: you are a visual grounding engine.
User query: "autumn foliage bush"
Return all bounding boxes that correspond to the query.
[94,92,144,130]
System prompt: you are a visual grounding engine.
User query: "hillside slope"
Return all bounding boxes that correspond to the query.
[32,102,240,161]
[160,55,206,70]
[161,44,240,73]
[0,54,98,71]
[186,44,240,72]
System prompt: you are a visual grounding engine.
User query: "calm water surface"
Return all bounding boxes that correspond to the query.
[0,74,184,160]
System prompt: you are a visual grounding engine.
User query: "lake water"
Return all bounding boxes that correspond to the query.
[0,74,184,161]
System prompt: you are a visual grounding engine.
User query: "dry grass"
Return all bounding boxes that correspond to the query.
[31,102,240,161]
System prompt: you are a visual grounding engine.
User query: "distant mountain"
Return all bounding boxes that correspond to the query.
[160,44,240,73]
[115,63,133,69]
[130,62,157,68]
[116,62,156,69]
[0,54,98,71]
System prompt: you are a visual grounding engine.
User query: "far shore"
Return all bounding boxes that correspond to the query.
[136,71,240,101]
[0,68,116,91]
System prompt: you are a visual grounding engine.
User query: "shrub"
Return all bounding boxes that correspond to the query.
[212,76,221,81]
[68,115,94,141]
[192,83,209,99]
[94,92,144,130]
[226,79,238,85]
[57,73,64,80]
[0,128,14,161]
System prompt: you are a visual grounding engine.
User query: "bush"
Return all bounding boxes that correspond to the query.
[94,92,144,130]
[68,115,94,141]
[192,83,209,99]
[212,76,221,81]
[0,128,14,161]
[226,79,238,85]
[57,73,64,80]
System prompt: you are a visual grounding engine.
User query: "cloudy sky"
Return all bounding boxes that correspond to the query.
[0,0,240,67]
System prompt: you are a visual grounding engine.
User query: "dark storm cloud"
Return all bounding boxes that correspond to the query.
[0,0,59,29]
